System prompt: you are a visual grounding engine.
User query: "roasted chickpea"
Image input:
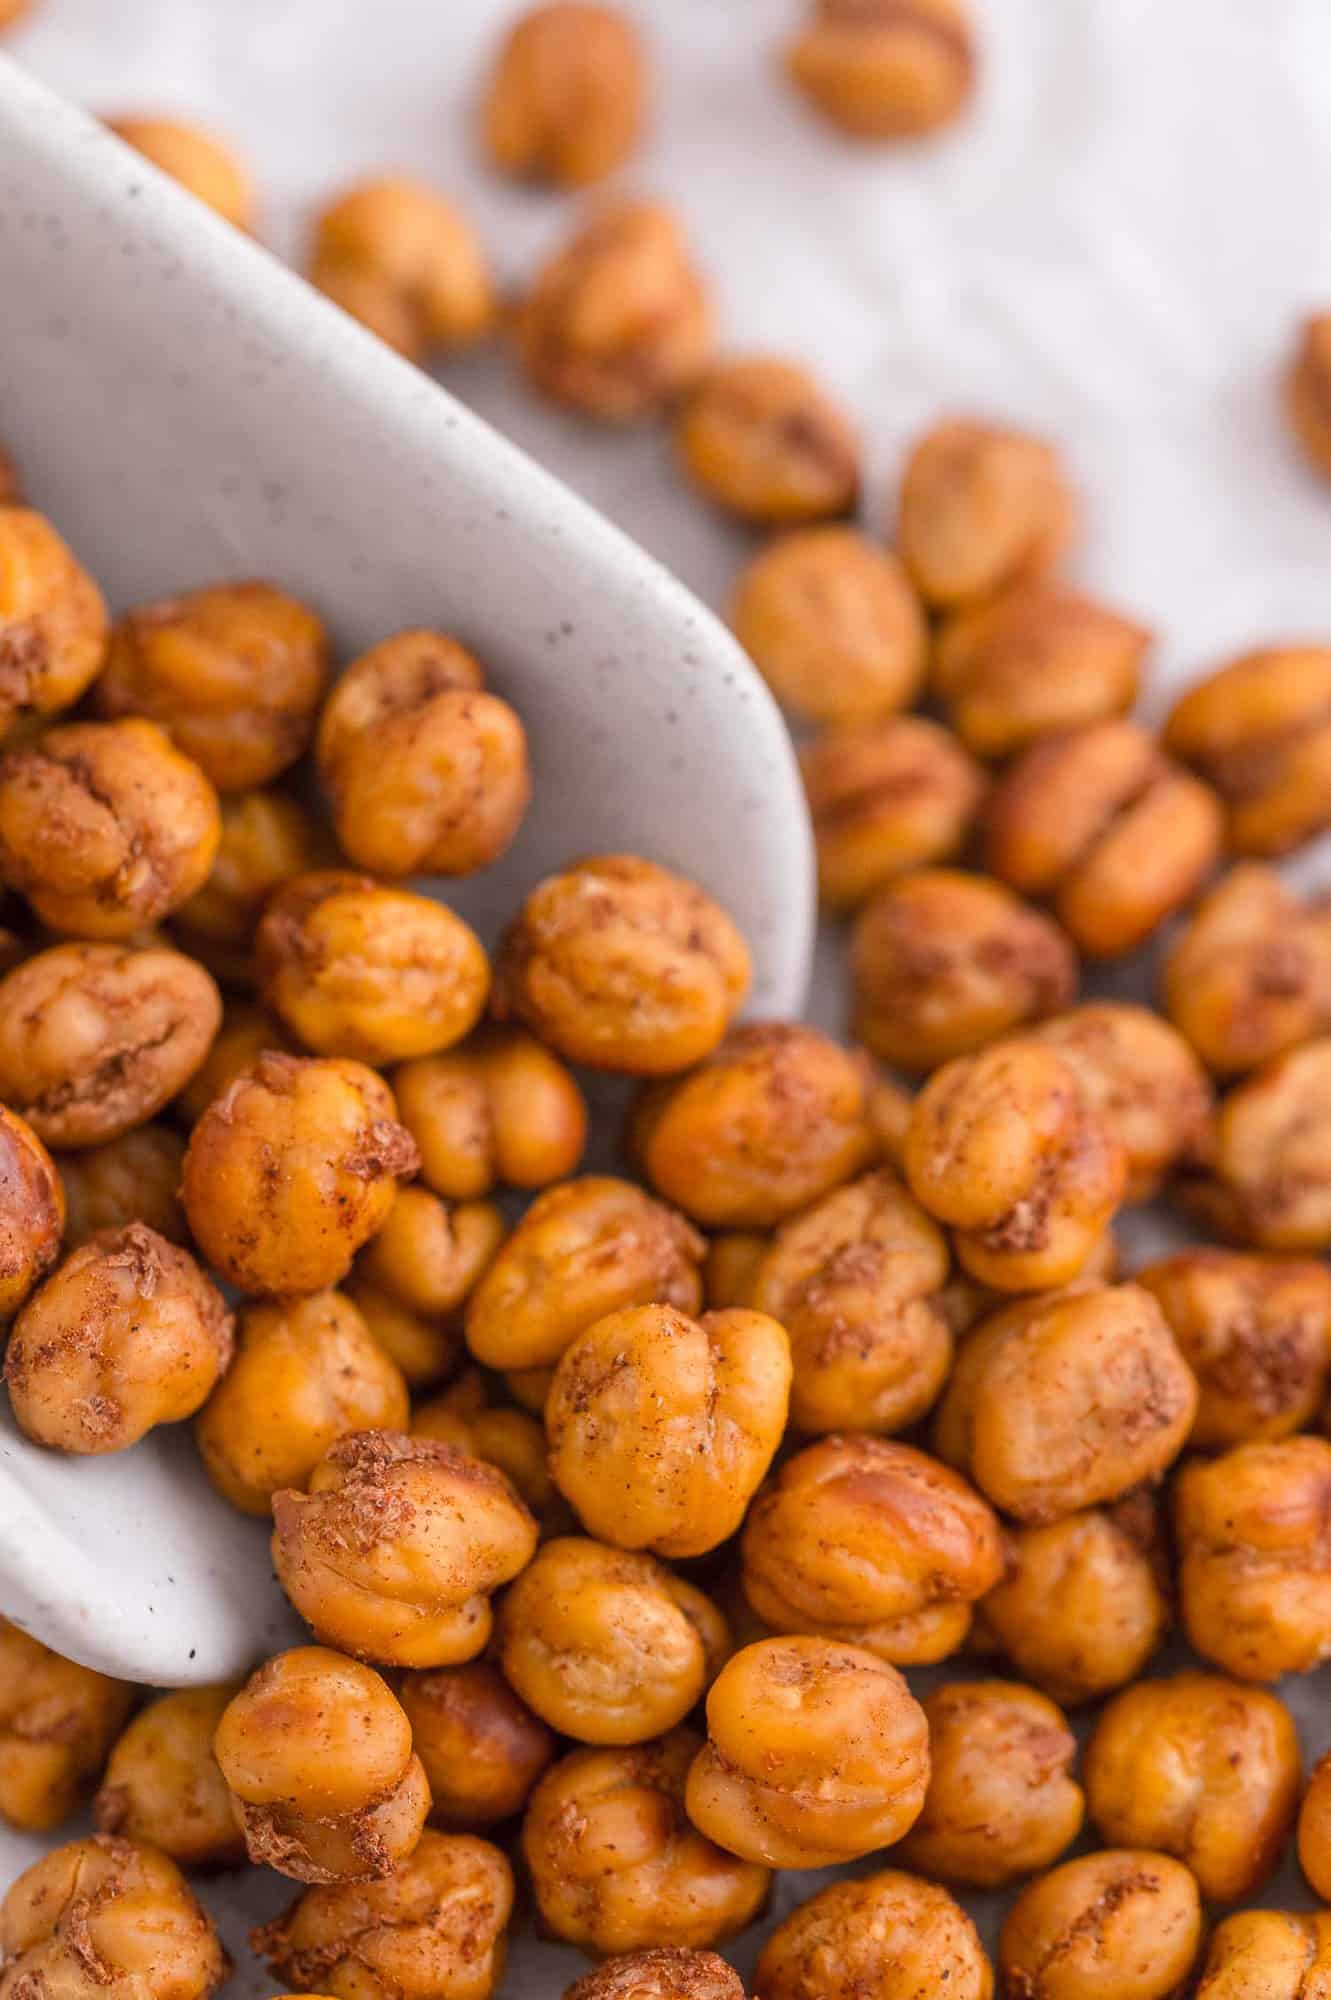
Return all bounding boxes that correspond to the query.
[411,1370,552,1511]
[1164,646,1331,856]
[465,1175,703,1372]
[1197,1911,1331,2000]
[999,1850,1202,2000]
[755,1871,991,2000]
[1287,313,1331,481]
[703,1231,768,1309]
[1175,1435,1331,1681]
[253,1828,512,2000]
[0,1621,131,1833]
[1164,864,1331,1077]
[851,869,1078,1072]
[0,717,220,940]
[182,1052,419,1294]
[1027,1003,1212,1200]
[0,1834,227,2000]
[0,1105,62,1318]
[315,632,530,879]
[196,1288,409,1516]
[897,419,1073,610]
[215,1646,429,1883]
[1182,1038,1331,1250]
[785,0,975,140]
[731,528,927,726]
[483,2,646,187]
[394,1025,586,1201]
[801,715,986,911]
[676,358,859,527]
[98,579,328,792]
[310,179,496,363]
[94,1684,243,1869]
[397,1662,554,1829]
[58,1121,187,1247]
[567,1951,744,2000]
[522,1732,770,1954]
[106,115,253,228]
[0,0,33,22]
[172,787,329,984]
[0,507,108,743]
[1300,1752,1331,1901]
[174,998,295,1124]
[515,199,713,422]
[904,1040,1126,1291]
[685,1635,929,1868]
[355,1185,503,1349]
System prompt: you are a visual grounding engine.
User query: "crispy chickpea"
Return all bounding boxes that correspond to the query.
[1176,1435,1331,1680]
[685,1635,929,1868]
[215,1646,429,1883]
[904,1040,1126,1291]
[741,1438,1002,1664]
[898,419,1073,610]
[851,869,1078,1072]
[0,717,221,939]
[174,998,294,1124]
[785,0,974,140]
[98,579,328,792]
[59,1121,187,1247]
[1084,1671,1299,1902]
[731,528,927,727]
[106,115,253,229]
[755,1871,991,2000]
[196,1288,408,1515]
[411,1370,551,1510]
[257,870,490,1064]
[515,199,713,422]
[1300,1752,1331,1900]
[1164,864,1331,1077]
[1198,1912,1331,2000]
[394,1024,586,1200]
[483,2,646,188]
[1164,646,1331,856]
[704,1230,768,1309]
[636,1023,874,1228]
[522,1731,770,1954]
[0,1105,62,1318]
[568,1951,744,2000]
[547,1304,791,1558]
[310,179,496,363]
[465,1174,704,1372]
[999,1851,1202,2000]
[801,715,986,911]
[0,507,108,743]
[0,1621,132,1833]
[676,358,859,527]
[0,1834,227,2000]
[315,632,530,880]
[182,1052,419,1294]
[398,1662,554,1829]
[172,786,329,984]
[1287,313,1331,481]
[1028,1003,1212,1201]
[1183,1038,1331,1250]
[354,1185,502,1349]
[494,854,749,1076]
[94,1684,243,1869]
[348,1277,462,1393]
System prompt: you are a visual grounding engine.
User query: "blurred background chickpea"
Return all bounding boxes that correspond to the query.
[106,115,253,228]
[355,1183,502,1340]
[171,787,328,986]
[483,1,646,188]
[1287,314,1331,480]
[1164,646,1331,856]
[1183,1036,1331,1251]
[0,1105,63,1319]
[1163,864,1331,1077]
[94,1684,243,1869]
[1197,1912,1331,2000]
[412,1370,552,1511]
[394,1024,586,1200]
[754,1870,991,2000]
[784,0,975,141]
[174,998,295,1123]
[999,1850,1202,2000]
[345,1263,465,1389]
[897,418,1073,610]
[397,1662,554,1829]
[676,357,859,526]
[801,715,986,913]
[59,1122,186,1248]
[1299,1751,1331,1901]
[567,1951,744,2000]
[1028,1003,1212,1201]
[0,1620,131,1833]
[0,507,108,743]
[704,1230,769,1310]
[309,178,496,362]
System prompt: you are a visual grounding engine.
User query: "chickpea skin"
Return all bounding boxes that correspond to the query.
[172,786,330,985]
[801,715,987,912]
[1163,864,1331,1077]
[1028,1003,1212,1201]
[999,1851,1202,2000]
[182,1052,419,1294]
[522,1731,770,1954]
[0,1105,63,1319]
[0,1621,132,1833]
[94,1684,243,1869]
[785,0,975,141]
[394,1024,586,1200]
[897,419,1073,610]
[686,1635,929,1868]
[0,507,108,743]
[1164,646,1331,856]
[1197,1912,1331,2000]
[59,1122,186,1247]
[483,2,647,188]
[310,179,496,363]
[1300,1752,1331,1901]
[397,1662,554,1828]
[567,1951,745,2000]
[676,357,859,527]
[1287,312,1331,481]
[755,1871,992,2000]
[315,631,530,879]
[1182,1037,1331,1250]
[97,578,328,792]
[411,1370,552,1511]
[106,115,253,228]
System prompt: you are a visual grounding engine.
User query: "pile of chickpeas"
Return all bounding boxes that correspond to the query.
[6,5,1331,2000]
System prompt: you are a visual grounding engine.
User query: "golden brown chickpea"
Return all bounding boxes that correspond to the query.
[636,1023,875,1228]
[0,1621,132,1834]
[397,1662,554,1829]
[465,1174,704,1371]
[0,717,221,940]
[731,528,927,727]
[215,1646,429,1883]
[256,870,490,1064]
[516,199,713,422]
[851,869,1079,1072]
[1287,313,1331,481]
[1026,1003,1212,1201]
[1164,646,1331,856]
[310,179,496,363]
[1197,1911,1331,2000]
[182,1052,418,1294]
[0,507,108,743]
[273,1430,537,1668]
[741,1437,1002,1664]
[106,115,253,229]
[904,1040,1126,1291]
[898,418,1073,610]
[59,1121,187,1248]
[315,631,530,879]
[394,1024,586,1200]
[172,786,329,984]
[483,2,646,187]
[547,1304,791,1557]
[174,998,295,1124]
[1164,864,1331,1077]
[801,715,987,911]
[355,1183,503,1340]
[196,1288,409,1515]
[1176,1435,1331,1681]
[703,1230,768,1309]
[1300,1752,1331,1901]
[785,0,974,140]
[94,1684,243,1869]
[676,358,859,527]
[0,1104,63,1318]
[346,1274,462,1393]
[411,1370,552,1511]
[755,1870,991,2000]
[0,1834,227,2000]
[522,1732,770,1954]
[999,1850,1202,2000]
[1182,1038,1331,1250]
[98,579,328,792]
[567,1951,744,2000]
[686,1635,929,1868]
[505,1361,556,1412]
[1084,1671,1299,1903]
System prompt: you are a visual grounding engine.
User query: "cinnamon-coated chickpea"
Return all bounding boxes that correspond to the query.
[785,0,975,141]
[59,1122,187,1247]
[1197,1911,1331,2000]
[1299,1753,1331,1901]
[1164,865,1331,1077]
[182,1052,419,1294]
[547,1304,791,1558]
[94,1684,243,1869]
[483,2,646,188]
[107,114,252,228]
[1028,1003,1212,1200]
[515,200,713,422]
[521,1732,770,1954]
[98,579,328,792]
[0,1621,132,1833]
[741,1438,1002,1664]
[897,419,1073,610]
[703,1231,768,1310]
[310,179,496,363]
[999,1851,1202,2000]
[215,1646,429,1884]
[754,1871,992,2000]
[397,1663,554,1828]
[1164,646,1331,856]
[801,715,987,911]
[411,1370,552,1511]
[0,718,220,939]
[315,632,530,879]
[174,999,295,1124]
[686,1635,929,1868]
[0,507,108,743]
[0,1105,63,1318]
[676,358,859,526]
[568,1951,744,2000]
[171,787,329,984]
[1287,313,1331,482]
[394,1024,587,1199]
[195,1289,409,1515]
[731,528,927,726]
[1182,1038,1331,1250]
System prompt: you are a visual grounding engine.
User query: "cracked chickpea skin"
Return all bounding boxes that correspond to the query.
[393,1023,586,1200]
[0,506,108,744]
[1164,646,1331,856]
[567,1951,745,2000]
[483,2,646,188]
[1197,1912,1331,2000]
[675,357,860,526]
[1163,864,1331,1077]
[0,1620,132,1833]
[106,116,253,229]
[1181,1037,1331,1250]
[397,1662,554,1829]
[785,0,975,140]
[801,714,987,912]
[998,1850,1202,2000]
[1028,1002,1212,1201]
[171,786,329,986]
[754,1871,992,2000]
[309,179,496,363]
[94,1684,244,1870]
[897,418,1073,610]
[0,1104,63,1320]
